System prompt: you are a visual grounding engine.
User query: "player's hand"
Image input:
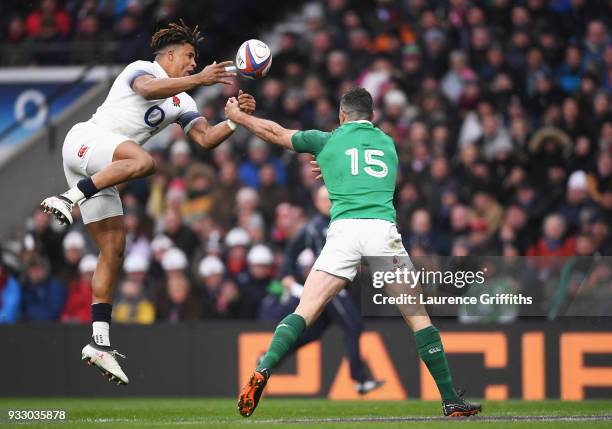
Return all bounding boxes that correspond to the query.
[197,61,236,86]
[225,97,242,121]
[237,90,256,115]
[310,158,322,180]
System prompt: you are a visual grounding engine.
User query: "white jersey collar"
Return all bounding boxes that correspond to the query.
[346,120,372,125]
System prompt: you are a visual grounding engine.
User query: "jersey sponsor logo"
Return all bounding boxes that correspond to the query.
[428,346,442,354]
[144,105,166,128]
[77,145,89,158]
[172,95,180,107]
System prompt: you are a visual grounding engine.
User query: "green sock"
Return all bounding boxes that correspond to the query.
[415,325,460,402]
[257,313,306,373]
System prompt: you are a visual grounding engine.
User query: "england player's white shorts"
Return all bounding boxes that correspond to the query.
[313,219,411,281]
[62,121,129,224]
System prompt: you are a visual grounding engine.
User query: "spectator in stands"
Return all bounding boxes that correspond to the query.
[514,179,548,230]
[149,234,173,280]
[559,170,596,232]
[396,181,422,231]
[499,204,532,254]
[113,12,149,64]
[161,207,199,259]
[582,20,609,74]
[237,244,276,319]
[25,0,71,39]
[29,209,63,274]
[588,152,612,205]
[527,213,577,263]
[114,279,155,324]
[270,203,305,248]
[448,204,472,242]
[557,45,584,94]
[181,163,215,224]
[477,114,514,161]
[235,187,266,243]
[198,255,244,318]
[211,161,240,230]
[157,248,201,322]
[168,139,192,178]
[123,252,153,301]
[324,50,349,94]
[155,0,180,27]
[441,51,476,104]
[57,230,85,287]
[468,218,495,255]
[590,214,612,255]
[21,255,66,321]
[71,13,106,64]
[124,205,152,262]
[472,190,504,235]
[0,251,21,323]
[224,227,250,278]
[404,208,448,255]
[239,137,286,188]
[269,31,305,79]
[61,254,96,323]
[6,16,26,44]
[258,164,289,225]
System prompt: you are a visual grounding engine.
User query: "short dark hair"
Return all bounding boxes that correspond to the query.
[340,87,373,119]
[151,19,203,54]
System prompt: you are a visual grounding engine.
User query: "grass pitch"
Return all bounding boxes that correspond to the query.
[0,398,611,428]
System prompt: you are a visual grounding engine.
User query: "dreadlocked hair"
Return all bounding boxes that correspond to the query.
[151,19,203,54]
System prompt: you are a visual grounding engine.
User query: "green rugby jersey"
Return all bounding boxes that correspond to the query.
[291,121,398,223]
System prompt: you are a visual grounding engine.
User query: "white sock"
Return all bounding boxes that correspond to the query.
[62,186,85,204]
[92,321,110,346]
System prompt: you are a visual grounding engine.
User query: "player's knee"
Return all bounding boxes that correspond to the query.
[144,156,157,175]
[132,155,156,177]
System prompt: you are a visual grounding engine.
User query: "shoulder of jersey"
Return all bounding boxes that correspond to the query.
[128,59,154,68]
[122,60,155,75]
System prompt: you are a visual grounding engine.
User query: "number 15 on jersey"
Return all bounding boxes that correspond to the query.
[345,148,388,178]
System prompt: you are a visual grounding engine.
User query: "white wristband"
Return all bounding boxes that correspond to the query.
[226,119,238,131]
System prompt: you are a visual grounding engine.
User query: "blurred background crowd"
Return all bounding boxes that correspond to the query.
[1,0,611,324]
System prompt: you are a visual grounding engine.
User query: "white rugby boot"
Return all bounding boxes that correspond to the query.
[40,195,74,225]
[81,340,129,385]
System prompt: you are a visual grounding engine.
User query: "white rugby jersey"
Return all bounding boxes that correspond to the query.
[89,60,202,144]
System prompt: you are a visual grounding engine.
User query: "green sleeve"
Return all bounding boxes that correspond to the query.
[291,130,331,155]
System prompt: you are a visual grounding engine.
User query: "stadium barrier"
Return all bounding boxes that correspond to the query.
[1,319,611,398]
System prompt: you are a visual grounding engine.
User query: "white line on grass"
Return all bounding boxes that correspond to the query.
[77,415,612,425]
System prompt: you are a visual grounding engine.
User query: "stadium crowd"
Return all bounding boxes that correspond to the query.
[1,0,612,324]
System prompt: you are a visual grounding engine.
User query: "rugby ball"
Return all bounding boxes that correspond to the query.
[235,39,272,79]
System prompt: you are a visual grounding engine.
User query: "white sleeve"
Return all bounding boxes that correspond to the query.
[124,61,158,90]
[175,94,202,133]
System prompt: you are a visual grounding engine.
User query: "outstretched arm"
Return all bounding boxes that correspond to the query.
[187,117,234,150]
[133,61,236,100]
[225,97,297,150]
[188,91,256,149]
